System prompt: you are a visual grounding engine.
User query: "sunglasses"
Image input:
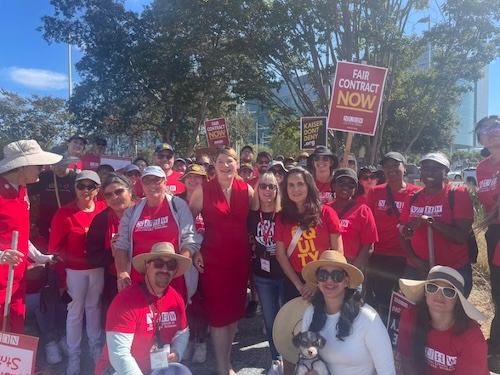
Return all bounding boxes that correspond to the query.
[126,171,141,177]
[347,160,356,166]
[142,177,163,185]
[76,183,98,191]
[147,258,178,271]
[361,174,377,181]
[313,155,330,162]
[270,168,286,176]
[259,183,277,190]
[335,180,357,189]
[156,153,173,160]
[425,282,457,299]
[316,269,347,283]
[104,188,126,200]
[478,120,500,134]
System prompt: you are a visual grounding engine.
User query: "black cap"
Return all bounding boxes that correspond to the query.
[307,146,339,170]
[358,165,377,175]
[94,137,107,146]
[68,134,88,145]
[155,143,175,154]
[333,168,358,184]
[379,152,406,166]
[241,145,254,153]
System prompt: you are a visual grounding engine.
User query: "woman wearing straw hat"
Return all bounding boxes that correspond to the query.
[0,140,62,333]
[398,265,488,374]
[294,251,395,374]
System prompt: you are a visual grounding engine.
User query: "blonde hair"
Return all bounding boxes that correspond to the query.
[215,146,242,181]
[252,172,282,212]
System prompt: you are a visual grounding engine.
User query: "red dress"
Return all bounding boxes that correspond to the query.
[200,178,250,327]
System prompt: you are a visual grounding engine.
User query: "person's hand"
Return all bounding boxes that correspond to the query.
[197,227,205,235]
[0,250,24,266]
[110,234,119,257]
[412,257,430,279]
[193,252,204,273]
[117,272,131,292]
[48,253,63,266]
[300,283,317,301]
[180,249,191,259]
[167,351,179,363]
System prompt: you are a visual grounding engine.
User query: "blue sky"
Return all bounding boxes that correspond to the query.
[1,1,498,115]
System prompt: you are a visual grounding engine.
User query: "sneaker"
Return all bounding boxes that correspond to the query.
[45,341,62,364]
[59,336,69,357]
[246,300,258,318]
[192,342,207,363]
[183,341,194,361]
[267,360,283,375]
[66,355,80,375]
[89,344,102,363]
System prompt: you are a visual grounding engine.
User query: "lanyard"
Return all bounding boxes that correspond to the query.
[139,283,164,348]
[259,210,275,244]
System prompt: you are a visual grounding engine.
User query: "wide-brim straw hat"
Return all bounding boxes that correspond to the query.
[272,297,310,363]
[399,265,485,321]
[302,250,364,289]
[132,242,192,277]
[0,140,62,174]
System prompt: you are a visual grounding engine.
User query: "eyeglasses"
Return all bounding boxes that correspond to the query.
[478,119,500,134]
[425,282,457,299]
[156,153,173,160]
[142,177,163,185]
[104,188,126,200]
[361,174,377,181]
[126,171,141,177]
[313,155,330,162]
[147,258,178,271]
[76,183,98,191]
[335,180,357,189]
[420,166,445,173]
[259,183,277,190]
[270,168,286,176]
[316,269,347,283]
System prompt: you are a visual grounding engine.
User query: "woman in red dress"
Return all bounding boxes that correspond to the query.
[190,146,254,375]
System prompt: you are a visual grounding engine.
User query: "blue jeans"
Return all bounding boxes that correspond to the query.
[25,293,67,343]
[253,274,285,360]
[403,262,472,298]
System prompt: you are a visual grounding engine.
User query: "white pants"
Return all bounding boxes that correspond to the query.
[65,268,104,356]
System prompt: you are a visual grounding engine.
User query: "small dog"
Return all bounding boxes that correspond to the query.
[292,331,331,375]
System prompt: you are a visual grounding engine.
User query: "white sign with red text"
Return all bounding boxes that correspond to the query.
[0,332,38,375]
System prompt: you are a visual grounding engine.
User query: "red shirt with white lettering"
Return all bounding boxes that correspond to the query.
[274,205,342,272]
[330,202,378,261]
[398,305,489,375]
[476,156,500,215]
[79,152,101,171]
[366,183,421,257]
[166,171,186,195]
[95,283,187,375]
[399,184,473,269]
[315,179,332,204]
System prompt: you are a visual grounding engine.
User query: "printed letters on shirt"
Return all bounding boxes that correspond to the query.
[293,225,319,266]
[425,347,457,372]
[135,216,169,232]
[146,311,177,331]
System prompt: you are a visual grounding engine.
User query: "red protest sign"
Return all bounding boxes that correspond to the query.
[204,118,230,148]
[0,331,38,375]
[328,61,388,136]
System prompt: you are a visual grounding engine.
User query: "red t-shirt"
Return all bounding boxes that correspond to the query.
[274,205,342,272]
[399,184,473,269]
[476,156,500,215]
[166,171,186,195]
[79,152,101,171]
[315,179,332,204]
[331,202,378,261]
[366,183,421,257]
[95,283,187,375]
[49,200,107,270]
[398,305,489,375]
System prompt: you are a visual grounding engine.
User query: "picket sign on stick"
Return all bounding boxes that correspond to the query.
[3,230,18,332]
[341,132,354,168]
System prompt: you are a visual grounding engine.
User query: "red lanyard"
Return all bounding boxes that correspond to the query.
[259,210,275,244]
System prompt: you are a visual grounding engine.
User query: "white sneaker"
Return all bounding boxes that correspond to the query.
[45,341,62,364]
[59,336,69,357]
[267,360,283,375]
[89,344,102,363]
[183,341,194,361]
[192,342,207,363]
[66,355,80,375]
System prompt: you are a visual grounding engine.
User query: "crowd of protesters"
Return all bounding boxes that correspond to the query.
[0,117,499,375]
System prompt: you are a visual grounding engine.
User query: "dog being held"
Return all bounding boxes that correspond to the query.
[292,331,331,375]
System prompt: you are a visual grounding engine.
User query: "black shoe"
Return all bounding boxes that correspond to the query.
[246,300,258,318]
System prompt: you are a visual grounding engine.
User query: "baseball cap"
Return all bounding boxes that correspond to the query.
[124,164,141,174]
[155,143,175,154]
[141,166,166,179]
[333,168,358,184]
[419,152,451,170]
[75,170,101,185]
[240,163,253,172]
[379,152,406,165]
[68,135,88,145]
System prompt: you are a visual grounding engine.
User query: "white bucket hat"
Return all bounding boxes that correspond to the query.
[0,140,62,174]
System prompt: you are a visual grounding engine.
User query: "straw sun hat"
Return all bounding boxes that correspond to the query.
[399,265,485,321]
[0,140,62,174]
[132,242,192,277]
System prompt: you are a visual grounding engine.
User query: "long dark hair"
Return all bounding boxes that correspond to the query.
[412,296,471,373]
[280,167,322,227]
[308,289,363,341]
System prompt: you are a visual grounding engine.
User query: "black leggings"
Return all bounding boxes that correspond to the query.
[486,224,500,345]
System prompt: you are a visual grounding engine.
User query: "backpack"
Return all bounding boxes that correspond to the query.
[409,186,478,264]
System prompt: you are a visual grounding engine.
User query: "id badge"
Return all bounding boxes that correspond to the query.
[150,344,170,370]
[260,258,271,273]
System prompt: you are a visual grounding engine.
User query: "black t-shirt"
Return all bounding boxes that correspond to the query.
[247,210,284,279]
[28,170,76,240]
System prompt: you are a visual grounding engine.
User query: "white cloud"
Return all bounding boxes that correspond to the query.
[7,67,67,90]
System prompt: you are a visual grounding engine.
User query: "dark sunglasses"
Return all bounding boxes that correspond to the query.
[425,282,457,299]
[259,183,277,190]
[126,171,141,177]
[142,177,163,186]
[76,183,98,191]
[313,155,330,162]
[148,258,178,271]
[361,174,377,181]
[156,153,173,160]
[335,180,357,189]
[270,168,286,176]
[478,120,500,134]
[347,160,356,166]
[104,188,126,200]
[316,269,347,283]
